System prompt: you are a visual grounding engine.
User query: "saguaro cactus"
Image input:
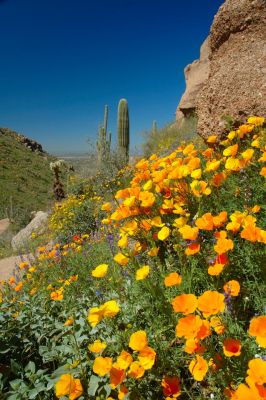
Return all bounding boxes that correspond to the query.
[152,120,158,134]
[97,105,111,167]
[117,98,129,164]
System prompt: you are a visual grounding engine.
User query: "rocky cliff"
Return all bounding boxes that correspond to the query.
[176,0,266,139]
[0,128,44,153]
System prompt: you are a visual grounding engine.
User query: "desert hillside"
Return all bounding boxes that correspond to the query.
[0,128,54,229]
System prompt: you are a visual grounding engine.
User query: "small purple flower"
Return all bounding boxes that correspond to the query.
[224,292,233,313]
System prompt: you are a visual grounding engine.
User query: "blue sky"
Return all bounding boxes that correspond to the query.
[0,0,224,154]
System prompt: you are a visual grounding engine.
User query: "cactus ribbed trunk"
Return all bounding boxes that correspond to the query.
[97,105,111,168]
[117,99,129,165]
[152,120,158,134]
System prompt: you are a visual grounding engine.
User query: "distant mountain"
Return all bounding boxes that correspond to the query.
[0,128,54,230]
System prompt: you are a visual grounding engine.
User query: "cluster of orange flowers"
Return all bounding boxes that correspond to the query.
[101,118,265,257]
[92,117,266,398]
[49,274,79,301]
[229,358,266,399]
[88,330,156,399]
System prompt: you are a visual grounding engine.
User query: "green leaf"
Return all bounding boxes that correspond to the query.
[25,361,36,374]
[9,379,22,390]
[88,375,101,396]
[28,388,41,399]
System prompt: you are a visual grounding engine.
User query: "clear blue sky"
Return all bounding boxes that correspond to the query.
[0,0,224,154]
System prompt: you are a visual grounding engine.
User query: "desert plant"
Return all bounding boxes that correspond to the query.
[117,98,130,165]
[96,105,112,170]
[50,160,67,201]
[142,114,200,157]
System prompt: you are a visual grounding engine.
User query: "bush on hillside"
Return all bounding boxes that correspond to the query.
[142,114,200,157]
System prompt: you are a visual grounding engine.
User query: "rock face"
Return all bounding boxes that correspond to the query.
[176,37,210,121]
[0,128,44,153]
[0,219,10,236]
[11,211,49,250]
[0,254,34,281]
[176,0,266,139]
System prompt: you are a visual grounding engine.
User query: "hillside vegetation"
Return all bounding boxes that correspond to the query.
[0,128,54,229]
[0,116,265,399]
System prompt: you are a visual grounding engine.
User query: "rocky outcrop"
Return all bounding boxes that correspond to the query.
[0,254,34,281]
[11,211,49,250]
[0,128,44,153]
[0,219,10,236]
[176,37,210,123]
[176,0,266,139]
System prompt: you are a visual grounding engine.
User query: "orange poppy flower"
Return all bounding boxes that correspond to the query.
[172,294,198,315]
[101,202,112,212]
[214,236,234,254]
[223,144,238,157]
[117,385,129,400]
[207,135,217,144]
[246,358,266,386]
[205,159,221,172]
[190,180,211,197]
[158,226,170,241]
[208,263,225,276]
[114,253,129,266]
[226,221,241,233]
[88,340,107,353]
[55,374,83,400]
[179,225,199,241]
[195,213,214,230]
[247,116,265,126]
[241,224,261,242]
[161,376,181,398]
[121,220,138,235]
[116,351,133,370]
[184,338,206,354]
[189,355,208,381]
[248,316,266,347]
[241,148,254,164]
[225,157,241,171]
[213,211,227,228]
[111,206,131,221]
[211,172,227,187]
[210,316,225,334]
[128,361,145,379]
[231,384,259,400]
[191,168,202,179]
[176,315,204,340]
[138,346,156,370]
[197,319,211,340]
[202,147,214,158]
[50,289,63,301]
[129,331,148,351]
[109,364,126,388]
[147,247,159,256]
[223,280,240,297]
[164,272,182,287]
[238,124,254,137]
[185,242,200,256]
[93,357,113,376]
[198,291,225,317]
[8,276,15,285]
[260,167,266,177]
[139,191,156,208]
[223,338,241,357]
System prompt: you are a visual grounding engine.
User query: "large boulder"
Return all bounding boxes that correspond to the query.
[0,219,10,236]
[0,254,34,281]
[11,211,49,250]
[176,37,210,121]
[176,0,266,139]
